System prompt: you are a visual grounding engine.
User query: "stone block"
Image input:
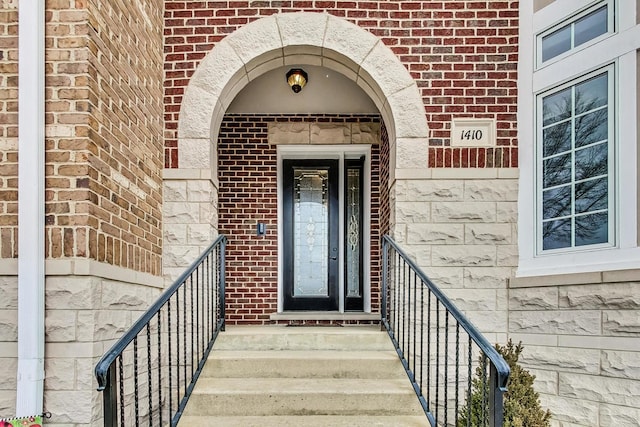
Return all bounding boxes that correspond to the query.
[46,276,99,310]
[424,267,464,288]
[496,245,518,267]
[519,345,600,374]
[432,202,496,223]
[509,287,558,310]
[0,310,17,341]
[324,14,379,65]
[93,310,132,342]
[463,309,507,334]
[396,180,464,202]
[496,202,517,223]
[407,223,464,244]
[178,85,218,139]
[432,246,496,267]
[465,223,512,244]
[401,245,432,267]
[76,357,95,390]
[0,277,17,309]
[277,12,327,49]
[528,368,558,395]
[351,123,380,144]
[559,372,640,408]
[163,202,200,224]
[463,267,511,289]
[464,179,518,201]
[44,358,76,390]
[163,180,187,202]
[310,123,351,144]
[386,85,430,139]
[164,224,187,244]
[445,289,498,311]
[101,281,157,310]
[178,139,210,169]
[509,310,601,335]
[560,283,640,309]
[603,311,640,336]
[268,122,310,144]
[395,138,429,169]
[187,179,214,202]
[601,350,640,380]
[43,391,93,424]
[188,224,213,244]
[227,15,281,64]
[539,394,598,426]
[395,201,431,224]
[600,403,640,427]
[0,358,16,389]
[0,391,15,419]
[45,310,77,342]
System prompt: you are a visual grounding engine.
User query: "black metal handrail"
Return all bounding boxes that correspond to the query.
[382,235,509,427]
[95,235,227,426]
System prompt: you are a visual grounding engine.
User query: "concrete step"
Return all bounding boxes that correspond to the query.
[203,349,402,379]
[182,378,424,416]
[177,325,429,426]
[179,415,431,426]
[213,325,391,351]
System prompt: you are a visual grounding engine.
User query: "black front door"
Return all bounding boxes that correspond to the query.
[283,159,339,311]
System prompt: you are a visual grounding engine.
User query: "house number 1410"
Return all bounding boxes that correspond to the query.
[460,129,483,141]
[451,119,494,147]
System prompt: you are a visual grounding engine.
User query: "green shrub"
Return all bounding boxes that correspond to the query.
[458,340,551,427]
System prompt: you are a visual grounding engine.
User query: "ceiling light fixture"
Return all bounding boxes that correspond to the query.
[286,68,308,93]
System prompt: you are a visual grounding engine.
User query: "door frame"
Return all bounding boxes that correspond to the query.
[277,145,372,313]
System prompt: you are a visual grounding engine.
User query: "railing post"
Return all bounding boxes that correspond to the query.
[489,363,505,427]
[381,237,388,330]
[103,364,117,427]
[219,237,226,332]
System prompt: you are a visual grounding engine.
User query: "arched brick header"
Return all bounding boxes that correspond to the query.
[176,12,429,176]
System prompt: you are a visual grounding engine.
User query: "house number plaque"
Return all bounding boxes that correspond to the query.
[450,119,495,147]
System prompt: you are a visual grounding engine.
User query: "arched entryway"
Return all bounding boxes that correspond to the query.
[165,12,429,322]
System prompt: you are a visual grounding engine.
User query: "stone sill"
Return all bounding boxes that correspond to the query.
[270,312,380,322]
[509,268,640,288]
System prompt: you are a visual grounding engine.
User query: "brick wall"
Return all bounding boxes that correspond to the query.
[218,114,381,323]
[164,1,519,169]
[0,0,164,272]
[0,2,18,259]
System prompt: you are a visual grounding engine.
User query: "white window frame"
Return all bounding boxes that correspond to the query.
[518,0,640,277]
[535,0,615,69]
[535,64,616,255]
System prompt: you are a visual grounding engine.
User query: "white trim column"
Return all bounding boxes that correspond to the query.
[16,0,46,416]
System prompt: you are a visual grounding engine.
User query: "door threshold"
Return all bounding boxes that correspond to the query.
[269,311,380,322]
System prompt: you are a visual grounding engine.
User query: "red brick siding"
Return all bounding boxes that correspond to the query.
[0,3,18,259]
[218,114,381,324]
[164,1,519,169]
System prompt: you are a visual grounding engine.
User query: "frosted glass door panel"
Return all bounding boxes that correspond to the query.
[293,168,329,297]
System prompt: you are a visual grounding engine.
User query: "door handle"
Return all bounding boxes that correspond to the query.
[330,256,337,260]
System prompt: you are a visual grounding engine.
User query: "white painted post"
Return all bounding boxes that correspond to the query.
[16,0,46,417]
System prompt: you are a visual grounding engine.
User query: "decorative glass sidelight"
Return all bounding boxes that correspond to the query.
[346,167,361,297]
[293,168,329,297]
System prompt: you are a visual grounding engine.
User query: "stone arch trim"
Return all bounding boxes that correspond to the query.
[176,12,429,173]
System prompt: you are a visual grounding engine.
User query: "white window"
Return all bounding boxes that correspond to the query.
[536,0,614,67]
[537,66,614,253]
[518,1,640,276]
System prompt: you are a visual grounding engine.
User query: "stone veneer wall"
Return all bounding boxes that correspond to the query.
[391,170,518,341]
[0,0,165,423]
[509,274,640,425]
